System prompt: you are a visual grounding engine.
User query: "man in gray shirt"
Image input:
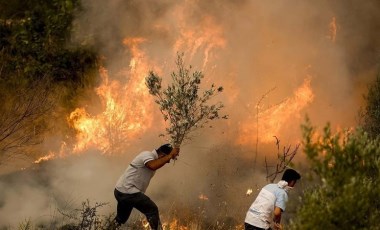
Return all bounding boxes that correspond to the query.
[113,144,179,229]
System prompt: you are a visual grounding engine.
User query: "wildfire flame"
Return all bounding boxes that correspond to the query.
[237,77,314,145]
[173,13,226,69]
[66,38,155,155]
[34,152,55,164]
[34,142,69,164]
[246,188,253,196]
[163,219,189,230]
[35,12,227,162]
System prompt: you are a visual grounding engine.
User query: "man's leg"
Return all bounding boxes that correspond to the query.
[114,189,134,224]
[244,223,266,230]
[133,193,162,230]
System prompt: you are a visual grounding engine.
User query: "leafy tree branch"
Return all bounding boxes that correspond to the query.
[146,53,227,146]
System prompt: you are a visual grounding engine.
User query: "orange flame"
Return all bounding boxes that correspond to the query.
[34,151,55,164]
[34,142,69,163]
[36,13,227,162]
[174,14,226,68]
[66,37,155,155]
[69,38,152,154]
[237,77,314,145]
[163,219,189,230]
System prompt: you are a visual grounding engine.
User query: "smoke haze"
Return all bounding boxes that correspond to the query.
[1,0,380,228]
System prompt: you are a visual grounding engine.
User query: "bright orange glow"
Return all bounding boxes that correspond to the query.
[174,14,226,68]
[237,77,314,145]
[34,151,55,164]
[35,12,227,163]
[34,142,69,163]
[163,219,189,230]
[67,37,155,155]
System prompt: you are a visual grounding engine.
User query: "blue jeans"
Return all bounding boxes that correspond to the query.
[114,189,162,230]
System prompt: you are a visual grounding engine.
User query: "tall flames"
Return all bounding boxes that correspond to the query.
[34,6,315,164]
[67,39,155,156]
[35,38,157,163]
[34,11,229,163]
[173,14,226,69]
[67,38,155,155]
[237,77,314,145]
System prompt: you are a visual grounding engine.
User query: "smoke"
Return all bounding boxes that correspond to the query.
[73,0,380,135]
[1,0,380,228]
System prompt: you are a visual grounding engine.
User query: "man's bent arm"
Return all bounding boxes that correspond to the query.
[273,206,282,224]
[145,148,179,170]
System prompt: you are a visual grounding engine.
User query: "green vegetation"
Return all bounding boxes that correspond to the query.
[361,72,380,139]
[288,118,380,230]
[0,0,98,163]
[1,1,380,229]
[146,53,227,147]
[0,0,97,83]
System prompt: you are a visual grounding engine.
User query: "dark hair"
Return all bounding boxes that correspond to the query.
[157,144,173,155]
[281,169,301,182]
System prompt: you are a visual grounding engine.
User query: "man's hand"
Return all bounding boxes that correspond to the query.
[146,147,180,170]
[169,147,180,160]
[273,223,283,230]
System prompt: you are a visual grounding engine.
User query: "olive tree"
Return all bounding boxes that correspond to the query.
[146,53,227,147]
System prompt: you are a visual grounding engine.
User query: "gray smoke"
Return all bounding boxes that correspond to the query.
[1,0,380,228]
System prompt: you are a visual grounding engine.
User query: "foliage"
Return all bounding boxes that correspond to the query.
[17,219,32,230]
[58,200,113,230]
[146,53,227,146]
[0,0,98,164]
[361,72,380,139]
[288,118,380,230]
[0,0,98,104]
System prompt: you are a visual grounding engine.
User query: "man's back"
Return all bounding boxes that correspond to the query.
[245,183,288,229]
[115,150,157,194]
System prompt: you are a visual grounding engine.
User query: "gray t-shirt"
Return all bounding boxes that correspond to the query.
[115,150,158,194]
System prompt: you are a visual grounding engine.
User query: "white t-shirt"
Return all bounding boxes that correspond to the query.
[115,150,158,194]
[245,183,288,229]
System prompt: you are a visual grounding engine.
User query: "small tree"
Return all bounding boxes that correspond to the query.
[145,53,227,147]
[0,78,54,165]
[288,118,380,230]
[265,136,299,183]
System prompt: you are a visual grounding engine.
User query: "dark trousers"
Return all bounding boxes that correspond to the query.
[245,223,269,230]
[114,189,162,230]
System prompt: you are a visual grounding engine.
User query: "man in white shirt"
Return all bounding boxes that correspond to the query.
[244,169,301,230]
[113,144,179,229]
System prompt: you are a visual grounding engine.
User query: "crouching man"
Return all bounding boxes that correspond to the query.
[244,169,301,230]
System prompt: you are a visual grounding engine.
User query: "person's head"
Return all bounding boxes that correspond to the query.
[281,169,301,187]
[156,143,173,156]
